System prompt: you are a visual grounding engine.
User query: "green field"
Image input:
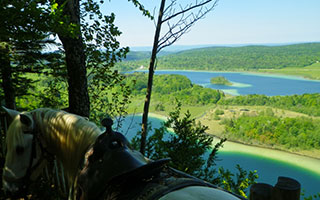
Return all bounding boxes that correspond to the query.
[258,63,320,80]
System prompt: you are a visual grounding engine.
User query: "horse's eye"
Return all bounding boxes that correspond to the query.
[16,145,25,155]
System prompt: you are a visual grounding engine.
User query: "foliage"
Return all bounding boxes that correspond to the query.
[78,0,153,119]
[117,43,320,71]
[37,51,68,109]
[0,0,150,198]
[125,72,224,106]
[215,109,224,115]
[217,164,258,198]
[0,0,59,108]
[302,192,320,200]
[131,102,257,197]
[127,0,153,19]
[155,103,165,111]
[221,109,320,150]
[132,101,217,175]
[219,93,320,116]
[0,0,153,114]
[210,76,232,85]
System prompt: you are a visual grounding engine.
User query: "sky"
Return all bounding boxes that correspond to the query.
[100,0,320,48]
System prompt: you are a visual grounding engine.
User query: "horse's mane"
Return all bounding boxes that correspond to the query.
[31,108,101,183]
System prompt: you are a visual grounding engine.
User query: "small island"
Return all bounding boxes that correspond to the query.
[210,76,233,85]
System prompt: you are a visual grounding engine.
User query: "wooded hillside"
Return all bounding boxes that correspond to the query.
[117,43,320,71]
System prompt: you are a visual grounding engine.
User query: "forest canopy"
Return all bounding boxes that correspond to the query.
[218,93,320,117]
[221,109,320,150]
[210,76,233,85]
[117,43,320,71]
[125,72,225,105]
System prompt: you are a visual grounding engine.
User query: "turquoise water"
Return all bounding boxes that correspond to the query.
[124,71,320,196]
[217,152,320,197]
[135,70,320,96]
[116,116,320,197]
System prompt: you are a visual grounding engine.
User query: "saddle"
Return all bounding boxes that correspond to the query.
[76,118,170,200]
[75,118,246,200]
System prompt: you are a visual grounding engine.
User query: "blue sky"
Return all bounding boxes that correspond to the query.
[101,0,320,47]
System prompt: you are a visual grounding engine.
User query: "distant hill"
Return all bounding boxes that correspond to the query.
[124,51,172,61]
[129,44,214,52]
[117,43,320,71]
[124,51,151,61]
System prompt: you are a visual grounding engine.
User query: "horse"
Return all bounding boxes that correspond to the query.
[2,107,245,200]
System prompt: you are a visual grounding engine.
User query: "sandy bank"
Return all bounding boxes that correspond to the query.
[148,113,169,121]
[213,140,320,176]
[147,112,320,176]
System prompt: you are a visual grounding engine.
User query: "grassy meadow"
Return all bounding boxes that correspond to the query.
[257,63,320,80]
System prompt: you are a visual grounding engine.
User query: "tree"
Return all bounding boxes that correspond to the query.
[49,0,152,118]
[132,102,257,198]
[134,101,225,177]
[0,0,56,110]
[51,0,90,117]
[0,43,14,109]
[140,0,219,154]
[218,164,258,198]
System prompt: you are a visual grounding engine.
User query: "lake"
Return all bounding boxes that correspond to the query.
[137,70,320,96]
[116,115,320,198]
[126,70,320,197]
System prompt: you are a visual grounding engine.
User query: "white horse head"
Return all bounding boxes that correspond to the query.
[2,107,44,196]
[2,107,101,198]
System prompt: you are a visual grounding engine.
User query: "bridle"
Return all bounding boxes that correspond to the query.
[23,128,44,182]
[22,114,53,185]
[9,114,52,195]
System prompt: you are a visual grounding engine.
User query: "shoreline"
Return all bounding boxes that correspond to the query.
[147,112,320,176]
[136,68,320,82]
[216,136,320,160]
[214,139,320,176]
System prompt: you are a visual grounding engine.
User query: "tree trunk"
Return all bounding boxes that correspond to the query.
[57,0,90,117]
[0,43,16,109]
[140,0,166,155]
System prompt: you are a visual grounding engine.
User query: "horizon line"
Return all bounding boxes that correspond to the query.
[127,41,320,50]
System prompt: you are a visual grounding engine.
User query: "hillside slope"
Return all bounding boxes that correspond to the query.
[117,43,320,71]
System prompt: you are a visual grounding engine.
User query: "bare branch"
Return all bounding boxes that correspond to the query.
[140,0,219,155]
[164,0,176,14]
[157,0,218,52]
[162,0,218,23]
[153,7,157,28]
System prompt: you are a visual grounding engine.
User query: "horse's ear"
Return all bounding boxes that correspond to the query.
[1,106,20,120]
[19,114,32,127]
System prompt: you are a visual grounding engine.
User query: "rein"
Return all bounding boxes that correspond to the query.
[21,113,53,188]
